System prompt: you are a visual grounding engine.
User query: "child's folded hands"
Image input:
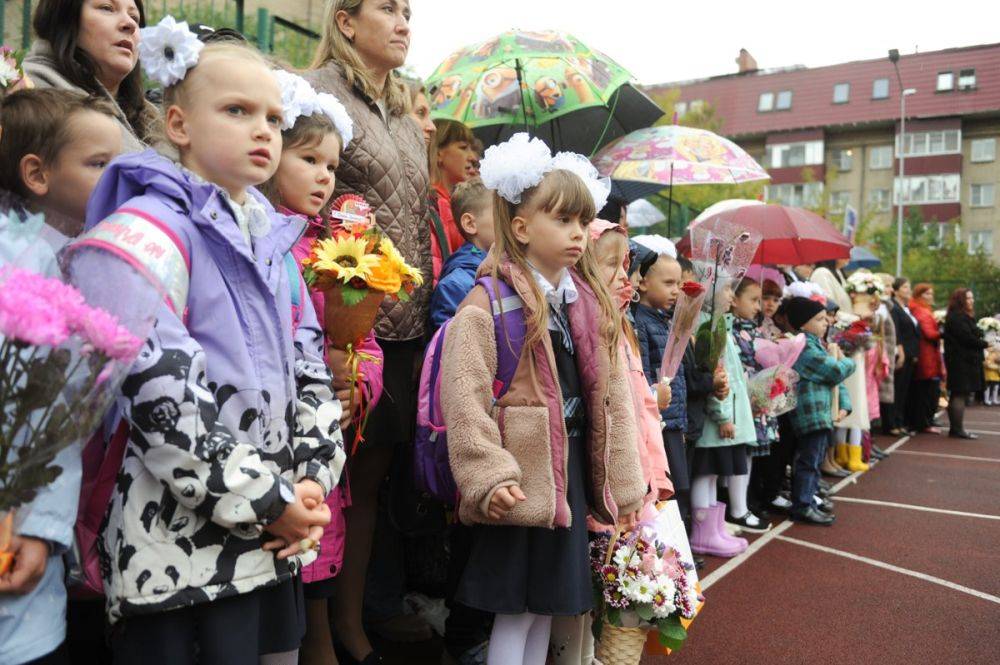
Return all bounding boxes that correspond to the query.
[263,479,331,559]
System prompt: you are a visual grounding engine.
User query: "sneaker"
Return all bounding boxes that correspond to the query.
[727,511,772,533]
[771,495,793,512]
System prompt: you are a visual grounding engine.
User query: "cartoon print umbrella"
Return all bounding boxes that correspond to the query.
[426,29,662,156]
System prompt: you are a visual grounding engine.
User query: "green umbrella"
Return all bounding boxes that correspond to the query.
[426,30,661,155]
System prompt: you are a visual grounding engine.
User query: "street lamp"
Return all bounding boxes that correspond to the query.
[889,49,916,276]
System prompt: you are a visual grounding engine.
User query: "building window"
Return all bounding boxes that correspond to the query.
[869,189,891,212]
[833,83,850,104]
[968,230,993,255]
[897,129,962,157]
[894,174,961,205]
[971,184,996,208]
[766,182,823,208]
[689,99,704,112]
[869,145,893,169]
[758,92,774,112]
[767,140,824,168]
[834,149,853,171]
[775,90,793,110]
[928,223,959,250]
[937,72,954,92]
[829,191,851,212]
[971,138,996,163]
[958,68,976,89]
[872,78,889,99]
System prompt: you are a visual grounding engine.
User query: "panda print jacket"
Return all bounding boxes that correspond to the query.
[80,150,346,623]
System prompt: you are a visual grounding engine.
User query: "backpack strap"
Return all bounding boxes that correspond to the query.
[425,323,449,432]
[477,277,526,399]
[428,196,452,264]
[69,207,191,319]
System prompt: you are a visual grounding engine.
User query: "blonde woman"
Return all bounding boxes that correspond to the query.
[304,2,434,663]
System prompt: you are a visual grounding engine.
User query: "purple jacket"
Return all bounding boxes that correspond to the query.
[80,150,345,622]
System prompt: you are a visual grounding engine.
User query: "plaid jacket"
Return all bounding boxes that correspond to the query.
[790,333,856,436]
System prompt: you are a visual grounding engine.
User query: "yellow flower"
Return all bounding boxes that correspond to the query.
[310,236,379,284]
[379,237,424,288]
[366,255,403,294]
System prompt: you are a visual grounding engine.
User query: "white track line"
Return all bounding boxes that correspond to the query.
[966,429,1000,436]
[893,450,1000,463]
[833,496,1000,520]
[776,535,1000,604]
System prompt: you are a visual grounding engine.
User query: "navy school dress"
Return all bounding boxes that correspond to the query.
[456,318,593,616]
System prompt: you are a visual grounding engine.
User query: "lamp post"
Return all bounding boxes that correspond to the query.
[889,49,916,276]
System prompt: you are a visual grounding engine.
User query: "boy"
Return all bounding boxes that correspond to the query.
[0,88,121,665]
[430,177,494,329]
[0,89,122,234]
[786,297,855,526]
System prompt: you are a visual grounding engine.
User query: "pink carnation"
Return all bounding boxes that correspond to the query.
[70,303,142,361]
[0,268,72,346]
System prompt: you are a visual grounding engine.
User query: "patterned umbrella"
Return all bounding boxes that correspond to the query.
[426,30,662,155]
[592,125,770,202]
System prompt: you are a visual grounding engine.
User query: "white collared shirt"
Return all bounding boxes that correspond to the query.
[529,265,579,330]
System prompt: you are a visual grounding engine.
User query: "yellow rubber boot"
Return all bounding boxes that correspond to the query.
[834,443,850,467]
[846,444,870,473]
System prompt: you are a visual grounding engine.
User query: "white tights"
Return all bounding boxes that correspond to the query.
[836,427,863,446]
[488,612,553,665]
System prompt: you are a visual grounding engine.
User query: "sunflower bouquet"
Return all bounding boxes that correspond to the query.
[301,195,423,350]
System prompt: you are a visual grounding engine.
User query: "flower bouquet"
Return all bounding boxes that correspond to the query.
[978,317,1000,347]
[0,45,32,93]
[1,207,156,575]
[747,366,799,417]
[657,280,707,383]
[688,220,762,373]
[830,317,873,356]
[590,525,700,663]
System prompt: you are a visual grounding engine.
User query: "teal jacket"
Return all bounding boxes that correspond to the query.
[696,315,757,448]
[789,332,856,436]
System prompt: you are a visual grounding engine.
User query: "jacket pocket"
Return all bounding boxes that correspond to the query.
[492,405,556,528]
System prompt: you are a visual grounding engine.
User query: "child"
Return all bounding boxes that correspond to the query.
[0,89,122,232]
[787,297,855,525]
[730,278,774,532]
[261,71,385,665]
[429,119,477,280]
[439,134,645,665]
[77,32,342,663]
[689,282,756,558]
[984,345,1000,405]
[759,277,785,341]
[0,88,122,665]
[430,176,495,330]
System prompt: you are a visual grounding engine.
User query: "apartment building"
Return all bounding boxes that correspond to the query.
[645,44,1000,257]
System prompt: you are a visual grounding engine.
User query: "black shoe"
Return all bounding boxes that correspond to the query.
[949,430,978,439]
[817,485,830,498]
[815,497,835,514]
[727,511,772,533]
[336,649,384,665]
[818,479,831,492]
[693,554,705,570]
[791,507,835,526]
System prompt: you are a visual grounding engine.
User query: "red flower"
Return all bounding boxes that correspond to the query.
[769,377,787,399]
[681,281,705,297]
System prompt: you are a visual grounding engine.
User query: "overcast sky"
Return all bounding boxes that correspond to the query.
[405,0,998,85]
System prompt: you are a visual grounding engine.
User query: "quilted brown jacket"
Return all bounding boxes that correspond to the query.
[303,62,432,341]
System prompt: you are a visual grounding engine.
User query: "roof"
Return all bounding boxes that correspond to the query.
[644,43,1000,139]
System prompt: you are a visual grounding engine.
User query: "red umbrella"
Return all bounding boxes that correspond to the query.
[675,204,851,265]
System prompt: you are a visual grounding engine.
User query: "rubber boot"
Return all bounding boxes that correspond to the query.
[712,503,748,553]
[845,444,870,473]
[689,506,744,557]
[834,443,850,467]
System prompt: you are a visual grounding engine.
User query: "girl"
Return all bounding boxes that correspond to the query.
[262,72,384,665]
[759,277,785,341]
[689,282,757,558]
[79,30,342,664]
[730,278,773,532]
[429,118,477,280]
[439,134,645,665]
[984,345,1000,406]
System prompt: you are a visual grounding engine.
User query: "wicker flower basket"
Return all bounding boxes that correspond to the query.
[596,623,648,665]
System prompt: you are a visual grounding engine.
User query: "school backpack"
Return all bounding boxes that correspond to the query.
[414,276,526,506]
[68,210,305,598]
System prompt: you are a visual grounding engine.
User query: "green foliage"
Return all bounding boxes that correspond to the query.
[338,284,369,307]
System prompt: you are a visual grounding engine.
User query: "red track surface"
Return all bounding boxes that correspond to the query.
[649,407,1000,664]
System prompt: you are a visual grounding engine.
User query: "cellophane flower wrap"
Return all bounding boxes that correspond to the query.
[658,280,707,383]
[0,45,32,93]
[590,524,701,652]
[830,315,874,356]
[688,219,762,373]
[747,334,806,417]
[977,316,1000,347]
[0,203,158,574]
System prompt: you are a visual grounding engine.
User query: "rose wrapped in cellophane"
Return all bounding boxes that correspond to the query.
[688,220,762,373]
[1,204,159,574]
[658,280,707,383]
[747,365,799,417]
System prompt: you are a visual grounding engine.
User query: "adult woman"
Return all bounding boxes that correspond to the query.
[874,274,898,441]
[908,283,943,433]
[943,288,986,439]
[304,2,433,663]
[428,118,476,280]
[403,77,436,147]
[890,278,921,434]
[24,0,156,152]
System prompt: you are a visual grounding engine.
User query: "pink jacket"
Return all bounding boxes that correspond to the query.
[285,208,384,584]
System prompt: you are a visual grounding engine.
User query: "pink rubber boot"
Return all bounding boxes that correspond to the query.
[690,506,745,557]
[713,503,748,553]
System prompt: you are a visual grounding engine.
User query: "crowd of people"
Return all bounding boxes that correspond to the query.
[0,2,994,665]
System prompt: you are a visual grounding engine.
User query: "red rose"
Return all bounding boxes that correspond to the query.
[769,377,787,399]
[681,281,705,297]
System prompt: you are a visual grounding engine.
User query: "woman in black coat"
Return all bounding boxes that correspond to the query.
[891,278,921,433]
[943,288,988,438]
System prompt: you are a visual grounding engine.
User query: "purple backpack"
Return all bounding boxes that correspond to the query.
[414,277,526,505]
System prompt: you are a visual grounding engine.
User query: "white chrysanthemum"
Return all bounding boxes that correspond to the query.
[316,93,354,147]
[612,547,640,570]
[0,60,18,87]
[479,132,552,204]
[139,16,204,88]
[547,151,611,210]
[621,574,655,604]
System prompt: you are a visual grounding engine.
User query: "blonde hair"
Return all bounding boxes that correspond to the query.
[310,0,409,116]
[491,169,621,354]
[594,230,639,354]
